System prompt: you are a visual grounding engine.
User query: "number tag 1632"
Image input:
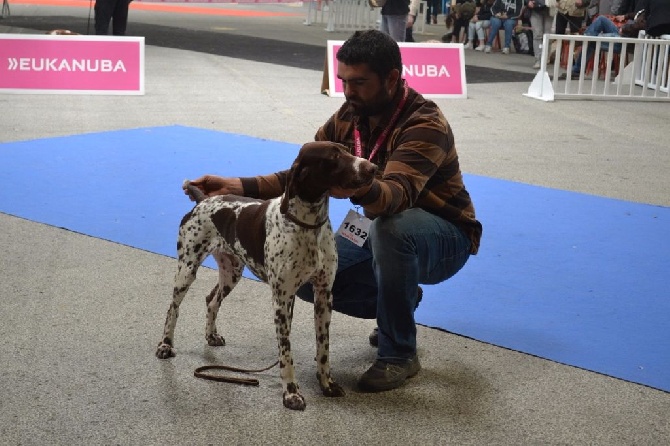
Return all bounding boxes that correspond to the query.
[337,209,372,247]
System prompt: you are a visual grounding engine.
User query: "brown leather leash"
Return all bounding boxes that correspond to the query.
[194,361,279,386]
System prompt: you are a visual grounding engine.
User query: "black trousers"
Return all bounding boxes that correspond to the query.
[555,13,583,35]
[95,0,131,36]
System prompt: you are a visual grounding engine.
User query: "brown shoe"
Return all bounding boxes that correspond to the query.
[358,355,421,392]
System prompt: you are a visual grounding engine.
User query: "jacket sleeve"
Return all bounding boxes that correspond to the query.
[409,0,420,16]
[240,171,289,199]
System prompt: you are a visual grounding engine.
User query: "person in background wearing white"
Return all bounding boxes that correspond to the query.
[405,0,421,42]
[525,0,557,68]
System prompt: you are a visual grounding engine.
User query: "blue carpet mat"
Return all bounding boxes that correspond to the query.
[1,125,668,392]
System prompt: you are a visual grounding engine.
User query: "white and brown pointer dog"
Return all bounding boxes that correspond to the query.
[156,141,377,410]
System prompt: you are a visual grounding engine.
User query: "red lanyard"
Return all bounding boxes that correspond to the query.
[353,82,409,163]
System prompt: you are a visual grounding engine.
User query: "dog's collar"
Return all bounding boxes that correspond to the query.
[283,211,329,229]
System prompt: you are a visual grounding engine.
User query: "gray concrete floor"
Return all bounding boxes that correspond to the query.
[1,3,669,445]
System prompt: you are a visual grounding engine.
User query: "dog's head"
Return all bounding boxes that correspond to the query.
[280,141,376,213]
[46,30,80,35]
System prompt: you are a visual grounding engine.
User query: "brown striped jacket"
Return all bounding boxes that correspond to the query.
[240,84,482,254]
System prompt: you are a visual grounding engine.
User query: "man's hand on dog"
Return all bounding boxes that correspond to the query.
[186,175,244,200]
[329,182,372,199]
[188,175,372,201]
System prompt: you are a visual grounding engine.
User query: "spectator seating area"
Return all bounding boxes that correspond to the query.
[526,31,670,101]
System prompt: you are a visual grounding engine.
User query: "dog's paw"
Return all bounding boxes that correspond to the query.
[282,391,307,411]
[155,343,176,359]
[206,333,226,347]
[320,380,346,398]
[317,372,346,397]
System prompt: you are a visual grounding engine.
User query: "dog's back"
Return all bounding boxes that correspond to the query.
[180,193,272,281]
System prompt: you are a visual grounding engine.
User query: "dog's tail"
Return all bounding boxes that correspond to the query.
[182,179,207,203]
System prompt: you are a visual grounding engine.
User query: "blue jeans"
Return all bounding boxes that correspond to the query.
[297,208,472,361]
[486,17,516,49]
[572,16,622,75]
[468,20,491,42]
[381,14,408,43]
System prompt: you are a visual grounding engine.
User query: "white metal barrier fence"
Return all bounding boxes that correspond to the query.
[304,0,427,34]
[414,1,428,35]
[305,0,379,32]
[304,0,330,27]
[525,33,670,102]
[636,31,670,94]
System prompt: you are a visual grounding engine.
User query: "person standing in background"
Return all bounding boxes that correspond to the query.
[405,0,421,41]
[381,0,411,42]
[554,0,592,35]
[95,0,133,35]
[425,0,441,24]
[526,0,556,68]
[642,0,670,37]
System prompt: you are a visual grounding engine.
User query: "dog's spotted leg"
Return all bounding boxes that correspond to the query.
[313,281,345,398]
[204,284,224,346]
[205,252,243,347]
[156,220,212,359]
[156,261,199,359]
[272,289,305,410]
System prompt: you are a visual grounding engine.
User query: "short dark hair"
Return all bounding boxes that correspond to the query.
[336,30,403,81]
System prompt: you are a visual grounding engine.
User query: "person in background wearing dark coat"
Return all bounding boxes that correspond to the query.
[641,0,670,37]
[445,0,477,43]
[612,0,637,15]
[425,0,441,24]
[95,0,132,36]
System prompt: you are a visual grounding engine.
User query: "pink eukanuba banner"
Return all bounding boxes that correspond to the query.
[134,0,297,2]
[0,35,145,95]
[327,41,467,99]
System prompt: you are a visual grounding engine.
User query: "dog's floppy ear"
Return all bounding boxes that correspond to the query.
[280,157,302,215]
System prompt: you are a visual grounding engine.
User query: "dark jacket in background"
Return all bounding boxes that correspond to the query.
[491,0,524,18]
[382,0,410,16]
[524,0,547,10]
[476,0,494,20]
[640,0,670,36]
[613,0,639,15]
